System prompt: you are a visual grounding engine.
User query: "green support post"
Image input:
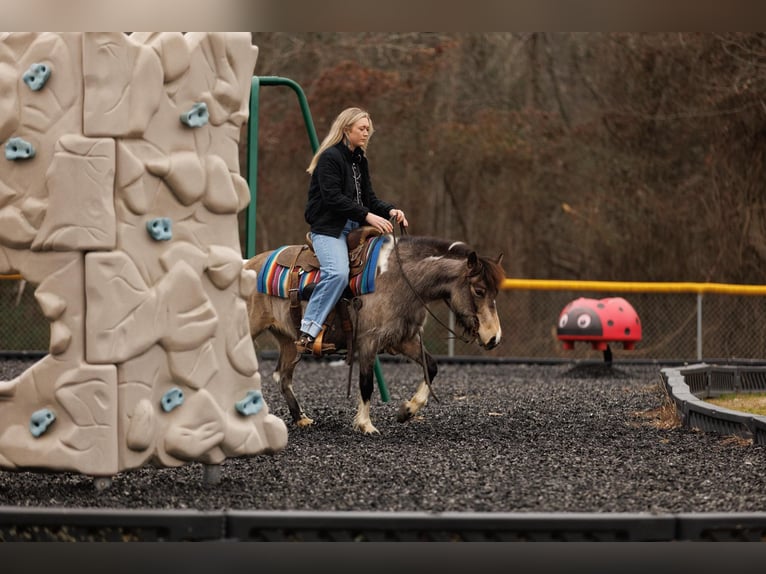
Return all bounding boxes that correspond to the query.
[373,359,390,402]
[247,76,389,402]
[246,76,318,260]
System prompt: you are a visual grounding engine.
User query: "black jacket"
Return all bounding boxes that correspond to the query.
[304,141,394,237]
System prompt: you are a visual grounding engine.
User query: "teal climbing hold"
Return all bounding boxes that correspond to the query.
[146,217,172,241]
[161,388,184,413]
[180,102,209,127]
[30,408,55,438]
[23,63,51,91]
[235,390,264,416]
[5,137,35,160]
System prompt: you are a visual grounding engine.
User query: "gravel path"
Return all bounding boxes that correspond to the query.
[1,357,766,513]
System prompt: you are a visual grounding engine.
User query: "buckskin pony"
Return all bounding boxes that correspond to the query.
[244,231,504,434]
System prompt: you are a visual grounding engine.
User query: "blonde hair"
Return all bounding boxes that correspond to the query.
[307,107,374,174]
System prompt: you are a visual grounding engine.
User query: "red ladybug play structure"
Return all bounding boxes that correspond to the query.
[556,296,641,363]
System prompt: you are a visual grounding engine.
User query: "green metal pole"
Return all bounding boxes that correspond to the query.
[246,76,319,259]
[245,77,260,260]
[246,75,389,402]
[257,76,319,152]
[373,359,390,402]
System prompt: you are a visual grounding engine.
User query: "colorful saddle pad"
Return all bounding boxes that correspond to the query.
[257,235,390,299]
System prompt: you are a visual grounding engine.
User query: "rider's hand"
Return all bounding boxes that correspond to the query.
[365,212,394,233]
[388,209,409,228]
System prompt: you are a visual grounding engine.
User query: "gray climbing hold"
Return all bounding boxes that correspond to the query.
[5,137,35,160]
[235,390,264,416]
[161,388,184,413]
[180,102,209,127]
[146,217,172,241]
[23,63,51,91]
[30,408,55,438]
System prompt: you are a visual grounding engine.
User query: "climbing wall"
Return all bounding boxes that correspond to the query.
[0,32,287,476]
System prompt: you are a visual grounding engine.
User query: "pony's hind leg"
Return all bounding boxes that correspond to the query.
[272,330,314,427]
[352,360,379,434]
[395,338,438,423]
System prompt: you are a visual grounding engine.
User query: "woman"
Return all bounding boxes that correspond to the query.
[297,107,408,354]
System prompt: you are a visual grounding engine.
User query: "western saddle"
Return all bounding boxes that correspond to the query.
[276,226,384,358]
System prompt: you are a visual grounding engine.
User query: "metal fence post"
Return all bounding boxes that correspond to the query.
[697,293,703,361]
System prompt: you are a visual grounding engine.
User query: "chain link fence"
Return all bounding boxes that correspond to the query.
[429,288,766,362]
[0,279,47,352]
[412,286,766,362]
[4,276,766,362]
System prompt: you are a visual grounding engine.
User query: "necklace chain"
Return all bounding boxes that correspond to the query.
[352,163,362,205]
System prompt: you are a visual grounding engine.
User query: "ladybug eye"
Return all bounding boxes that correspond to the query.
[577,314,592,328]
[558,315,569,328]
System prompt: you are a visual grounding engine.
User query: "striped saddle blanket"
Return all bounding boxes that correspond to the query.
[256,235,390,299]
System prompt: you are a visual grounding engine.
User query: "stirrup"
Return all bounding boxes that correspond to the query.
[311,328,336,357]
[295,334,336,356]
[295,334,314,355]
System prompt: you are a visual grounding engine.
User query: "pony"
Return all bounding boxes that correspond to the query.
[244,233,505,434]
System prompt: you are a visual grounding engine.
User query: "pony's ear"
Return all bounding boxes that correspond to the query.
[467,251,479,271]
[495,253,504,265]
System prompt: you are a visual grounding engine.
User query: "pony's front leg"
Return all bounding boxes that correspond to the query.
[353,361,379,434]
[396,338,438,423]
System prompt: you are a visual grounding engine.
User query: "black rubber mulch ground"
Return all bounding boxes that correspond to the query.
[1,357,765,513]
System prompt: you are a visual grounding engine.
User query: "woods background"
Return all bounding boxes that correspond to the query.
[246,32,766,285]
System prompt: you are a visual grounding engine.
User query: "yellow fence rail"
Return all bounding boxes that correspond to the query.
[503,279,766,296]
[493,279,766,362]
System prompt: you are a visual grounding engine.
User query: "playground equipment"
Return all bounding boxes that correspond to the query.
[0,32,287,482]
[556,296,642,364]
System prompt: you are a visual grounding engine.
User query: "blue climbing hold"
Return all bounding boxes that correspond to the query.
[180,102,209,127]
[161,388,184,413]
[5,137,35,160]
[146,217,172,241]
[235,390,264,416]
[23,63,51,91]
[30,408,55,438]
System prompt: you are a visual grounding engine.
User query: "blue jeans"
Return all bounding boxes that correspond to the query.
[300,220,358,339]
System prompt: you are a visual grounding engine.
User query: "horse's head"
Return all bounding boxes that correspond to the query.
[451,251,505,350]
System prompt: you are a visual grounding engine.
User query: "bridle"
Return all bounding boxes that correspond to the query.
[389,218,479,346]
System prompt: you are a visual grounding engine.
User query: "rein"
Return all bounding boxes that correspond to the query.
[346,218,475,403]
[388,218,442,402]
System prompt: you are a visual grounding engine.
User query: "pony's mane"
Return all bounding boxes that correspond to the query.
[399,235,505,290]
[480,255,506,290]
[400,235,470,258]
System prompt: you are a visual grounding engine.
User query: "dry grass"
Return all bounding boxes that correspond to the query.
[631,382,682,430]
[633,401,682,430]
[630,382,761,446]
[718,434,752,447]
[706,392,766,416]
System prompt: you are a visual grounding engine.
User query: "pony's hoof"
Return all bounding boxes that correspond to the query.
[353,422,380,435]
[397,402,414,423]
[296,416,314,427]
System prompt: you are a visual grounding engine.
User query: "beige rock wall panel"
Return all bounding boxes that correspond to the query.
[0,356,118,476]
[0,32,287,478]
[0,33,82,248]
[82,33,163,138]
[33,135,116,251]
